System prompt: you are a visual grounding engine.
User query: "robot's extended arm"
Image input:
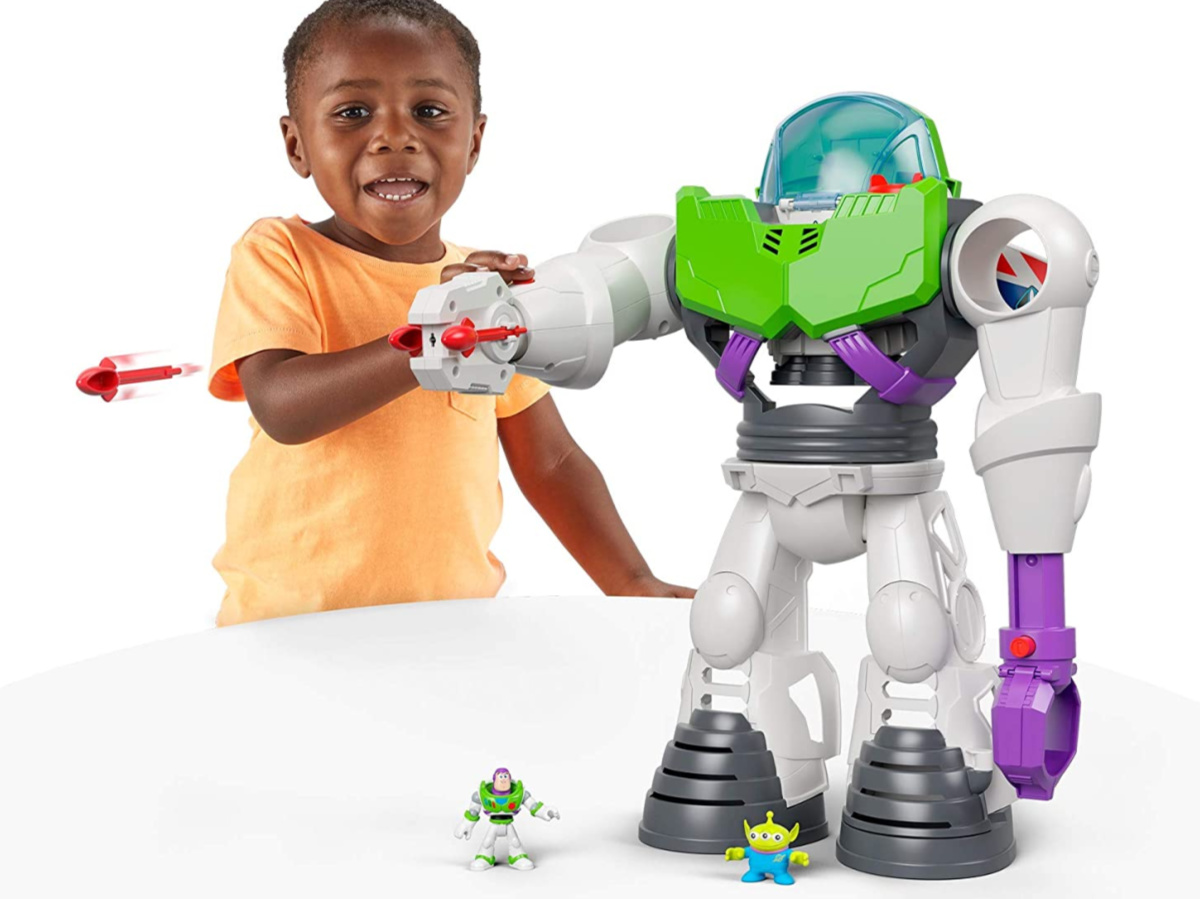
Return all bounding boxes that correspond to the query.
[390,215,680,394]
[948,195,1101,800]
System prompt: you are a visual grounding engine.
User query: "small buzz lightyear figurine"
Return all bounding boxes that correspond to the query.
[725,811,811,885]
[453,767,559,871]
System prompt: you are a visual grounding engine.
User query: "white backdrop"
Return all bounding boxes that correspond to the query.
[1,0,1192,702]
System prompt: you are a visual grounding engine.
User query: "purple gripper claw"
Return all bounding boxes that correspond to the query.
[715,331,762,400]
[827,328,955,405]
[992,553,1080,800]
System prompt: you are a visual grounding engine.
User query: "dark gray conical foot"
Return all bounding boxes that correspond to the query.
[837,726,1016,879]
[639,709,828,853]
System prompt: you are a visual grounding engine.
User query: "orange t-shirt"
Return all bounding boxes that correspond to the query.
[208,216,549,626]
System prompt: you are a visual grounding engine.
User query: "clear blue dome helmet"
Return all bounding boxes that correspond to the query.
[758,93,960,209]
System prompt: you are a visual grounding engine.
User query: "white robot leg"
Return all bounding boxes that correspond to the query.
[849,490,1015,810]
[837,490,1018,878]
[642,466,851,852]
[681,487,842,806]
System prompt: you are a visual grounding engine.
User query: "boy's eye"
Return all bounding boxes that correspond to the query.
[335,105,370,120]
[416,105,448,119]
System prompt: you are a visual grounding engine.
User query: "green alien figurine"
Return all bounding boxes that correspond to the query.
[724,811,811,885]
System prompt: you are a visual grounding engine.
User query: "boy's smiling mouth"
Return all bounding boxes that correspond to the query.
[363,176,429,204]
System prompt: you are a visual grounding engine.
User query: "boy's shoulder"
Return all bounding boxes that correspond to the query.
[234,215,310,254]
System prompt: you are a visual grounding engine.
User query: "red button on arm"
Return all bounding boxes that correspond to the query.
[1010,635,1037,659]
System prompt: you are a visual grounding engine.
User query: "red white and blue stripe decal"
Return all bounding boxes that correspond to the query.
[996,247,1047,310]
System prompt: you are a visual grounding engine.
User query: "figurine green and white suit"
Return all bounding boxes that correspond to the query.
[454,768,560,871]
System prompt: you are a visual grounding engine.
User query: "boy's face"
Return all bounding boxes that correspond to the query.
[281,20,484,259]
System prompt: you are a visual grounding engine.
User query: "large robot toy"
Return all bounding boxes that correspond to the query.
[394,93,1100,879]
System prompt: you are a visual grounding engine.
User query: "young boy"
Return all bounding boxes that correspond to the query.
[208,0,690,626]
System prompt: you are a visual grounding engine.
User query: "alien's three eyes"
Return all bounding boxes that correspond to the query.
[334,105,448,121]
[748,831,784,842]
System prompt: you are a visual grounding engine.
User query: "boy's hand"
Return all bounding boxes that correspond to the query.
[441,251,534,286]
[616,572,696,599]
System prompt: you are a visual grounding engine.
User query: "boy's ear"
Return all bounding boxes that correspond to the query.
[466,114,487,174]
[280,116,311,179]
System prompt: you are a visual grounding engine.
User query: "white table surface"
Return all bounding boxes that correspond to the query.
[1,596,1194,898]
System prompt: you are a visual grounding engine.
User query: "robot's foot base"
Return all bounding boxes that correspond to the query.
[638,709,828,854]
[837,726,1015,879]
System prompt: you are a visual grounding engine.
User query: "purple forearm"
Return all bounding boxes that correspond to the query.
[999,553,1076,671]
[992,553,1081,800]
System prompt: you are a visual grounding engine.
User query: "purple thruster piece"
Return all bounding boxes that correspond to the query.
[992,553,1080,800]
[828,329,955,405]
[716,331,762,400]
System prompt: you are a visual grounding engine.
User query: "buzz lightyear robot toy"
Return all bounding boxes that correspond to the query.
[398,94,1099,879]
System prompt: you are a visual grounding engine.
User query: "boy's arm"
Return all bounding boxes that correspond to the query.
[236,339,416,445]
[498,395,694,599]
[234,251,531,445]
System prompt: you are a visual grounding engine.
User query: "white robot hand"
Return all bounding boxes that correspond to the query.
[454,819,476,840]
[535,805,560,822]
[390,272,527,395]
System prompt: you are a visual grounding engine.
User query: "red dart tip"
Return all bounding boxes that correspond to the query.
[77,366,120,397]
[440,324,478,352]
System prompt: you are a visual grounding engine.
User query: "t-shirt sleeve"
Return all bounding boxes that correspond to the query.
[495,374,551,419]
[208,224,323,401]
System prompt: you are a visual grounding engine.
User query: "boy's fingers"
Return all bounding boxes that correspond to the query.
[439,262,488,283]
[448,252,534,286]
[440,263,534,286]
[498,266,534,285]
[464,250,530,270]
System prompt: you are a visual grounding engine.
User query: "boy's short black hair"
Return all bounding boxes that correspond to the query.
[284,0,482,117]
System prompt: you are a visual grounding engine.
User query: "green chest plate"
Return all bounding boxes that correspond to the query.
[480,780,524,814]
[674,178,948,340]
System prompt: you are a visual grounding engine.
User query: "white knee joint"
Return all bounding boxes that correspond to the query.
[865,580,952,683]
[690,571,764,669]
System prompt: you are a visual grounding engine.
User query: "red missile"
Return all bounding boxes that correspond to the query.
[389,318,528,359]
[76,357,187,402]
[439,318,527,358]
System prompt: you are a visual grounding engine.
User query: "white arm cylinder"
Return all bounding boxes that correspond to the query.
[948,195,1102,553]
[508,214,680,388]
